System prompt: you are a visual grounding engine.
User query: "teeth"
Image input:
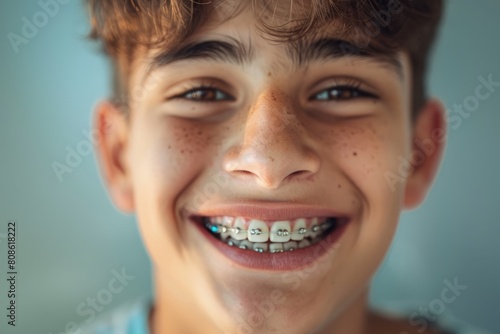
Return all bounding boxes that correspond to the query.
[284,241,298,251]
[221,217,233,240]
[269,243,284,253]
[291,218,307,241]
[270,221,291,242]
[298,239,311,249]
[227,238,240,247]
[205,216,337,252]
[247,220,269,242]
[231,217,247,240]
[306,217,320,239]
[239,240,253,250]
[253,243,268,253]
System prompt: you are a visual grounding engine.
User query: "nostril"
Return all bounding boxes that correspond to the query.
[286,170,315,181]
[222,142,320,188]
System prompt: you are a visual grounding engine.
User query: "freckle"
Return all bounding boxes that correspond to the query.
[353,152,357,156]
[197,130,202,135]
[267,71,271,77]
[168,145,171,149]
[181,150,185,154]
[337,184,342,188]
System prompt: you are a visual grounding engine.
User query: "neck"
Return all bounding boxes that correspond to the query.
[315,289,369,334]
[150,273,370,334]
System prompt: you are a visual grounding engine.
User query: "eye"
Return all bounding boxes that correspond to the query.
[174,86,234,102]
[310,85,378,101]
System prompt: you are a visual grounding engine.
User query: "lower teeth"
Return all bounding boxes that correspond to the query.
[203,218,337,253]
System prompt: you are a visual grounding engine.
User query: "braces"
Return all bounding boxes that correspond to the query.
[202,217,341,253]
[225,238,300,252]
[205,220,332,236]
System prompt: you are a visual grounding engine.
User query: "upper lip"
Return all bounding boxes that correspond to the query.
[184,202,348,222]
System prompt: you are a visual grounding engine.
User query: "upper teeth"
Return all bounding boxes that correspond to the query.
[205,216,331,243]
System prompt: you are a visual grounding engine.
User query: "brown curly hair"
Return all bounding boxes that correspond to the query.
[87,0,444,118]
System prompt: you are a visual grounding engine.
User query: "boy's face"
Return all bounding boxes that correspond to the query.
[96,2,445,333]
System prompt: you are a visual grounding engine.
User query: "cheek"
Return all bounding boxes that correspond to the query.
[318,120,409,279]
[128,116,224,207]
[126,115,228,262]
[320,119,408,204]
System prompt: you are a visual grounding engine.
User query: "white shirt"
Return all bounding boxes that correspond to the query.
[81,299,491,334]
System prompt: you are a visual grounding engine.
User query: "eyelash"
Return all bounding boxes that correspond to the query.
[309,82,378,101]
[172,82,234,103]
[172,81,378,103]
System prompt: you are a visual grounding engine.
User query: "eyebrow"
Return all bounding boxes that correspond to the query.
[147,36,403,78]
[288,38,403,77]
[148,37,254,72]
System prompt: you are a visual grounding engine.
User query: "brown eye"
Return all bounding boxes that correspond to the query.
[180,87,233,102]
[311,86,377,101]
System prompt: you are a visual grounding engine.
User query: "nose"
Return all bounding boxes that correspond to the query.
[223,90,320,189]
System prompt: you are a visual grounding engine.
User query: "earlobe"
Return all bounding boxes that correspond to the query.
[93,100,135,213]
[403,99,447,209]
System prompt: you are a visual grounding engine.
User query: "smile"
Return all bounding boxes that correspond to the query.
[201,216,340,253]
[185,204,351,270]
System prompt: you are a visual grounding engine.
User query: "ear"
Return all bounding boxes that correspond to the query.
[403,99,447,209]
[93,101,135,213]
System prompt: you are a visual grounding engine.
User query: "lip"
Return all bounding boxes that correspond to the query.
[183,203,350,271]
[190,202,348,222]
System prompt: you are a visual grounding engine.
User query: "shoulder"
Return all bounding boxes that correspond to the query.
[368,310,441,334]
[79,298,152,334]
[369,305,491,334]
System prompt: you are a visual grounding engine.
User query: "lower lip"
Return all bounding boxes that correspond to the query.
[190,217,349,271]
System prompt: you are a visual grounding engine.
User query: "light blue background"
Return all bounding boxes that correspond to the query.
[1,1,499,333]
